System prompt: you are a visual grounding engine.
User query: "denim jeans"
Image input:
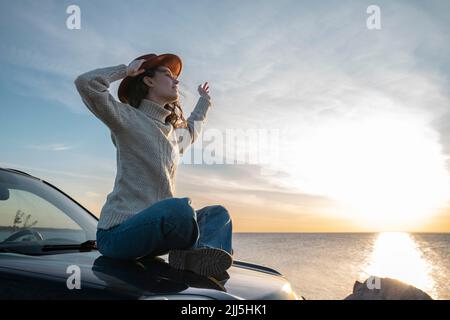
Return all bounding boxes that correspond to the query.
[96,197,233,260]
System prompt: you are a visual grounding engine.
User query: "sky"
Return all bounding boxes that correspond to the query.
[1,0,450,232]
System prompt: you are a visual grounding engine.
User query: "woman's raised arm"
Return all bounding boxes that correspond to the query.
[74,60,145,131]
[176,83,212,155]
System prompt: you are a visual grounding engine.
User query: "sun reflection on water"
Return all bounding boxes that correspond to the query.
[360,232,437,298]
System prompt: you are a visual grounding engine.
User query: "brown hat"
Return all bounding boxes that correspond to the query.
[118,53,182,104]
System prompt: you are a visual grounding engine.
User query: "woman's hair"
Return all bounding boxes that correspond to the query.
[126,67,187,129]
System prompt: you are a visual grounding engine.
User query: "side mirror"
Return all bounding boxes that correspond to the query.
[0,186,10,200]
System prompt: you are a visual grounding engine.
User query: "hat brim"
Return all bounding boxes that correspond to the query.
[118,53,182,104]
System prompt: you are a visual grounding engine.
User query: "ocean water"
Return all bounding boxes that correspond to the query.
[232,232,450,300]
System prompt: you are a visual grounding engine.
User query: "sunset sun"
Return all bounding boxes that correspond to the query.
[283,113,450,230]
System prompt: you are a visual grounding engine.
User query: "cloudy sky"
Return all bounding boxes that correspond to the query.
[1,0,449,232]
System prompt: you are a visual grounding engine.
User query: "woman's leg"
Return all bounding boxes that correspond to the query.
[188,205,233,256]
[167,204,234,277]
[96,197,198,260]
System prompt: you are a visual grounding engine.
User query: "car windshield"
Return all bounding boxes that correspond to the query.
[0,169,97,253]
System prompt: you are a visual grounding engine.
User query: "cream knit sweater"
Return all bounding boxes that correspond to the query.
[74,64,211,230]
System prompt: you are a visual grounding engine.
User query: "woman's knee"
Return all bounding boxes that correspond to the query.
[163,197,196,223]
[150,197,195,227]
[207,205,232,224]
[153,197,192,213]
[161,198,197,245]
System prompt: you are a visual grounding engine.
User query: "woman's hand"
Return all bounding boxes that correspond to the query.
[198,82,211,101]
[127,59,146,77]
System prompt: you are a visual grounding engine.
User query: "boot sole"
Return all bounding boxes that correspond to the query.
[168,247,233,277]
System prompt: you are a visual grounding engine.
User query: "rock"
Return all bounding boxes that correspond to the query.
[344,277,433,300]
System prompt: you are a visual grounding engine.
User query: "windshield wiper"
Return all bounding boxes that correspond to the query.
[0,247,34,254]
[41,240,97,252]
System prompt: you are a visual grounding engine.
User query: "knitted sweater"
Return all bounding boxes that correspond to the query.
[74,64,212,230]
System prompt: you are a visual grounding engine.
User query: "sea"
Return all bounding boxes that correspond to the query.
[232,232,450,300]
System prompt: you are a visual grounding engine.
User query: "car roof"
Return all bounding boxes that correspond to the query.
[0,167,40,180]
[0,166,99,221]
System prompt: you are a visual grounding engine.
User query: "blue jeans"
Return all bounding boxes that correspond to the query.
[96,197,233,260]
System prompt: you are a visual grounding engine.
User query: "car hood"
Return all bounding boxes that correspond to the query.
[0,251,299,300]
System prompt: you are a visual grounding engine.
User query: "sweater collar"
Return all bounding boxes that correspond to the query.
[138,99,172,123]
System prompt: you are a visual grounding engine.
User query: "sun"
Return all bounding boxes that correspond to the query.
[280,113,450,230]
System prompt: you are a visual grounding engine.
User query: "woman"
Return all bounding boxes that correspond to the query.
[74,53,233,278]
